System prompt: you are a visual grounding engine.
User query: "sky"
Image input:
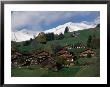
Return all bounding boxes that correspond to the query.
[11,11,100,32]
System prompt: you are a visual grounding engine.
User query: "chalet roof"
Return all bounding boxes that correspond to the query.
[80,48,95,54]
[22,52,31,56]
[15,52,22,56]
[58,50,68,54]
[38,51,49,54]
[37,51,49,56]
[58,49,73,59]
[60,54,73,58]
[64,45,71,47]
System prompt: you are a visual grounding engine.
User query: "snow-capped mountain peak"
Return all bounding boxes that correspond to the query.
[44,21,96,35]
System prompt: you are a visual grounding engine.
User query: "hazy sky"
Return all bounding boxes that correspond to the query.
[11,11,100,32]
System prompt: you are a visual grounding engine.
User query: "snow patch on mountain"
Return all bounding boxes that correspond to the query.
[11,29,40,42]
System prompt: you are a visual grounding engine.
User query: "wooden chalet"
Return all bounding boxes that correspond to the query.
[71,32,80,37]
[11,51,23,67]
[58,49,74,67]
[11,50,56,68]
[80,48,96,57]
[74,43,86,49]
[34,51,55,67]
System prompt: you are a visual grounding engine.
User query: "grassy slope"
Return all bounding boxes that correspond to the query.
[75,57,100,77]
[16,27,100,52]
[46,27,100,46]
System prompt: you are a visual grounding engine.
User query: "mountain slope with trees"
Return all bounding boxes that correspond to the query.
[11,25,100,77]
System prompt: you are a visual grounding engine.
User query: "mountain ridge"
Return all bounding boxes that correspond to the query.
[12,21,98,42]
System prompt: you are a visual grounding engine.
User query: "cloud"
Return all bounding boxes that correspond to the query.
[11,11,99,32]
[94,16,100,24]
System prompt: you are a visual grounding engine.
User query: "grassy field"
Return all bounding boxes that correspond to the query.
[11,57,100,77]
[11,65,80,77]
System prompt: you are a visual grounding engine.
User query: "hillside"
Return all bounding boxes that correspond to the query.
[13,26,99,53]
[11,26,100,77]
[47,27,99,45]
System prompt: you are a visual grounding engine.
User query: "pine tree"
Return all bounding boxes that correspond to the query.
[46,33,55,41]
[96,24,100,28]
[64,27,69,33]
[58,33,64,40]
[87,35,92,48]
